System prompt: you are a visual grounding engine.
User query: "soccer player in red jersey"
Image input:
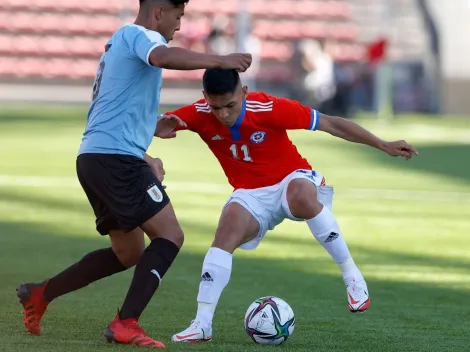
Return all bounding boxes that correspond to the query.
[154,68,418,343]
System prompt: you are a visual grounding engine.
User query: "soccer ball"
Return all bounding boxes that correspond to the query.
[244,296,295,345]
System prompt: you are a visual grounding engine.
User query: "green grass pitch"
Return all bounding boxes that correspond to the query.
[0,105,469,351]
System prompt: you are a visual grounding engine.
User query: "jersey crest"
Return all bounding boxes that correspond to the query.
[250,131,267,144]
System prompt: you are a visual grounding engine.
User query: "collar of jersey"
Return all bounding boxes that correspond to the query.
[229,99,246,141]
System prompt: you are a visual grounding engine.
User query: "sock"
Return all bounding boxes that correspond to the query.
[119,238,180,321]
[195,247,232,326]
[307,206,362,280]
[43,247,127,302]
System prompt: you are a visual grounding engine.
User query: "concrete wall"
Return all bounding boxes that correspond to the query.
[427,0,470,114]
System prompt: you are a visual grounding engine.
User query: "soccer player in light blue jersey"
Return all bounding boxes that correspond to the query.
[16,0,252,348]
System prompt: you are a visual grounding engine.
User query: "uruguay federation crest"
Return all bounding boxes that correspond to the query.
[250,131,266,144]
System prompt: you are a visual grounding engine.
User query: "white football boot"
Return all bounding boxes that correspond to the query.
[345,276,371,312]
[172,320,212,343]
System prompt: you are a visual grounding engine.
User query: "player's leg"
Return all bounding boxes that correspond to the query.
[100,156,183,348]
[104,203,183,348]
[43,228,144,300]
[16,229,143,336]
[282,175,370,312]
[16,159,145,336]
[113,202,183,322]
[172,201,260,343]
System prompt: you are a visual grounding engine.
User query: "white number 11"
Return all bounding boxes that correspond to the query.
[230,144,252,162]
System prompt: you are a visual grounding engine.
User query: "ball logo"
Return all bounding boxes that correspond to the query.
[250,131,266,144]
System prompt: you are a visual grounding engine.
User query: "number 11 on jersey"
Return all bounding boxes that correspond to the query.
[230,144,252,162]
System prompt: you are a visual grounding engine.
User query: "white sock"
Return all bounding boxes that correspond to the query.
[195,247,232,327]
[307,206,362,280]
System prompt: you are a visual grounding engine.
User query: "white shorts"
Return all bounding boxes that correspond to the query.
[225,169,334,250]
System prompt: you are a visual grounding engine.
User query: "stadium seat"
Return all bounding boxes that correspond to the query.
[0,0,362,84]
[14,35,40,55]
[261,41,293,61]
[0,35,13,55]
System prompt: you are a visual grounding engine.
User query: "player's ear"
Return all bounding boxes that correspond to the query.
[202,90,208,100]
[155,6,163,20]
[241,85,248,98]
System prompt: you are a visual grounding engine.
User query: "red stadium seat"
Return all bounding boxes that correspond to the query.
[0,12,9,31]
[4,0,30,11]
[261,41,293,61]
[162,69,203,81]
[10,12,35,33]
[88,15,121,35]
[14,35,40,55]
[14,58,44,77]
[0,0,363,83]
[0,35,13,54]
[71,59,98,78]
[38,13,64,34]
[0,57,14,76]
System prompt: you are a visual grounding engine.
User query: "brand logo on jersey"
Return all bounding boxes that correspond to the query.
[211,135,224,140]
[250,131,266,144]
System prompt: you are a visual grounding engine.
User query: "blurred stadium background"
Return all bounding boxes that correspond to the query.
[1,1,469,351]
[1,0,469,115]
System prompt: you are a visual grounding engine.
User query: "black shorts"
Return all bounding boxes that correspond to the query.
[76,153,170,236]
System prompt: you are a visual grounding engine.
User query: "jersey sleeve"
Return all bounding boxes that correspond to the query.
[125,26,168,66]
[270,96,320,131]
[161,104,199,132]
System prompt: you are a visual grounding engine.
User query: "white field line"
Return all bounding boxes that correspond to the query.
[1,175,470,203]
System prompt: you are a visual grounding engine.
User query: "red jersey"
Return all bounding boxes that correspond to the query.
[166,92,320,190]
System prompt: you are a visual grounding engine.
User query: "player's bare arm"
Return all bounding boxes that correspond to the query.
[317,114,419,159]
[150,47,252,72]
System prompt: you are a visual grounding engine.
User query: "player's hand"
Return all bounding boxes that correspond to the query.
[221,53,252,72]
[156,114,186,139]
[382,140,419,160]
[149,157,167,189]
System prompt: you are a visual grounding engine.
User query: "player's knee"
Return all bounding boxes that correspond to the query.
[168,225,185,248]
[212,222,241,253]
[212,203,259,253]
[113,246,144,268]
[153,221,185,248]
[286,179,322,219]
[141,203,185,248]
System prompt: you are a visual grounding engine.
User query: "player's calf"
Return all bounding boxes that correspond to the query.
[173,203,259,342]
[118,203,183,322]
[285,177,370,312]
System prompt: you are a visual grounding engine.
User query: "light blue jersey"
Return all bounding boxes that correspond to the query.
[78,24,167,158]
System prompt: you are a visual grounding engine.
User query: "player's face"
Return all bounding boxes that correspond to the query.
[204,86,248,127]
[156,4,185,42]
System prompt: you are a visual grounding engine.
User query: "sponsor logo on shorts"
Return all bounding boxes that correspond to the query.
[250,131,266,144]
[147,184,163,203]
